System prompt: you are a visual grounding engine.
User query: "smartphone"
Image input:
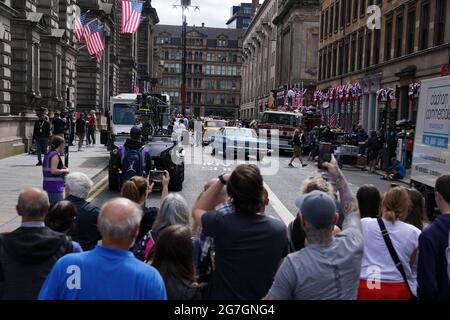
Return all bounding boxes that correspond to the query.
[318,143,333,170]
[149,170,165,184]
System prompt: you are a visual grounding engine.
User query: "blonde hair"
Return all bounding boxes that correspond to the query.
[381,187,411,222]
[301,177,334,196]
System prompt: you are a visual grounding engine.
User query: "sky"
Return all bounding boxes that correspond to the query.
[152,0,251,28]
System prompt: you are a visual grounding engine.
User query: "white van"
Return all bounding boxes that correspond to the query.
[411,75,450,218]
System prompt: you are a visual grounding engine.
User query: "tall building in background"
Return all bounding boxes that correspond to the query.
[154,24,242,118]
[240,0,320,120]
[317,0,450,133]
[226,3,253,29]
[0,0,159,159]
[240,0,278,119]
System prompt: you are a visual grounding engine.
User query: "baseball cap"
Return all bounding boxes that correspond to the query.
[130,126,142,137]
[295,190,337,228]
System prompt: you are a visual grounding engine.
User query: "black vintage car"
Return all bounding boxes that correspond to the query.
[108,129,184,192]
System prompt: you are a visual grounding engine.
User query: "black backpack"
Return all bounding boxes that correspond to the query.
[120,146,147,182]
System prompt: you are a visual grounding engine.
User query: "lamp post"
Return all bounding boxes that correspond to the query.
[173,0,200,116]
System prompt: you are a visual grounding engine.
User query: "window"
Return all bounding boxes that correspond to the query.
[335,1,340,32]
[327,49,332,78]
[320,11,324,40]
[395,14,403,58]
[346,0,351,24]
[350,36,356,72]
[330,5,334,36]
[332,46,337,77]
[360,0,366,16]
[352,0,358,20]
[318,52,322,81]
[338,41,344,75]
[164,51,169,60]
[193,78,202,89]
[193,92,202,104]
[217,39,227,47]
[206,93,215,104]
[435,0,446,45]
[357,33,363,70]
[324,9,329,39]
[374,29,380,64]
[385,18,393,61]
[206,79,215,89]
[407,10,416,54]
[419,2,430,50]
[365,30,372,67]
[344,40,349,73]
[340,0,345,28]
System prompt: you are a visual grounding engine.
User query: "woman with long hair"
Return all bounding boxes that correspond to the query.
[152,224,203,300]
[132,193,190,262]
[120,172,169,242]
[358,187,421,300]
[42,135,69,204]
[356,184,381,219]
[404,188,430,231]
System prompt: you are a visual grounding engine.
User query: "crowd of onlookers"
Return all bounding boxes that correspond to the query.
[1,151,450,300]
[32,108,97,164]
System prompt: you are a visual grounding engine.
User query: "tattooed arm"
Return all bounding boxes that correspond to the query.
[323,156,361,231]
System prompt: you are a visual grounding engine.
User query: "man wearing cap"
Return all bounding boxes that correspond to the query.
[265,155,363,300]
[117,126,151,184]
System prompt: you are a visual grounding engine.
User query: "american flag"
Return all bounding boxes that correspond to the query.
[329,113,340,128]
[85,20,104,56]
[74,12,86,43]
[121,0,143,34]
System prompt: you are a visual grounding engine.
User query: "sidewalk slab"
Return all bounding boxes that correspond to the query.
[0,142,109,233]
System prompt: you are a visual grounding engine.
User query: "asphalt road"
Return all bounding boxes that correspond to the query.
[91,145,395,224]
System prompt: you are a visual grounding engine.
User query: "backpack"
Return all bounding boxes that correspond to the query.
[119,146,148,182]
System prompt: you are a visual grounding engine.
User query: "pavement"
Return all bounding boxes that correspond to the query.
[0,137,109,233]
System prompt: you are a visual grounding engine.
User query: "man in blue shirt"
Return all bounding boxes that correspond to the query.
[382,157,405,181]
[417,174,450,300]
[39,198,167,300]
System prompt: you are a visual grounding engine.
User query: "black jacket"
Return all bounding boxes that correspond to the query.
[75,118,86,134]
[67,195,102,251]
[0,227,72,300]
[124,138,144,150]
[33,120,51,139]
[52,118,66,135]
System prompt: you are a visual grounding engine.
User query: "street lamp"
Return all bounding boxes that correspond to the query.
[172,0,200,116]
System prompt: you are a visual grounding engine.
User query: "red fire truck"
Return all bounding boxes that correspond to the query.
[257,110,321,153]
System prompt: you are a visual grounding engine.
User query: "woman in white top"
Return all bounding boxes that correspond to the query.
[358,187,421,300]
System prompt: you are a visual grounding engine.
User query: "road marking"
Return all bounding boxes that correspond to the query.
[263,181,295,226]
[86,175,108,202]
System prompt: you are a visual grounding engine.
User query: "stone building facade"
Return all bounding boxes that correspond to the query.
[240,0,320,120]
[154,24,242,118]
[318,0,450,133]
[0,0,159,159]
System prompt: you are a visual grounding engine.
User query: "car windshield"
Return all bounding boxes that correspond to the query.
[261,113,298,126]
[205,121,226,127]
[113,104,136,125]
[225,128,257,138]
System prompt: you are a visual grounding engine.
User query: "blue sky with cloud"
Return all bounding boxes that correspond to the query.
[153,0,251,28]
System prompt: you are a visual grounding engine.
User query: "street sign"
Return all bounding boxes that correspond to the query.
[441,64,450,76]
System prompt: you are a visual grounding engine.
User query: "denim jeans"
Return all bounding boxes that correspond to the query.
[48,192,64,204]
[35,137,48,164]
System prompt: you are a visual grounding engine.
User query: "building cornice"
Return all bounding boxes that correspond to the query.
[0,2,19,19]
[273,0,320,25]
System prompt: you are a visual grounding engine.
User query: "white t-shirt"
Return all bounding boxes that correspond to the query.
[360,217,421,295]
